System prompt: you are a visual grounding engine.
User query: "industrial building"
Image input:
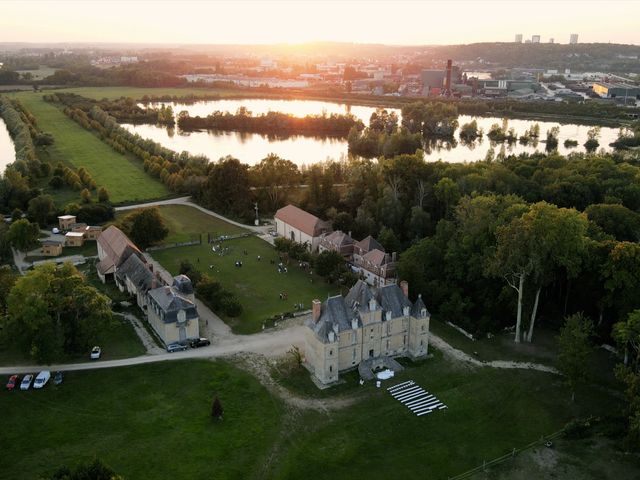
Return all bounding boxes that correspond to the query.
[570,34,579,45]
[515,33,523,43]
[592,82,640,100]
[532,35,541,44]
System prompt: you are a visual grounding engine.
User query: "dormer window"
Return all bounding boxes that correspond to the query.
[385,311,391,321]
[421,308,427,318]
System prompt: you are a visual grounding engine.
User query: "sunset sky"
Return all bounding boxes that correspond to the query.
[1,0,639,46]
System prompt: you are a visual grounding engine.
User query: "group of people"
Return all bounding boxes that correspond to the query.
[279,292,289,300]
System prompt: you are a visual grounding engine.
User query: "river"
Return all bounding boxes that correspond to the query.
[120,99,620,166]
[0,118,16,171]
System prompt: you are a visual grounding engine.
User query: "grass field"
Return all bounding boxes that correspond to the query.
[268,351,625,479]
[0,360,283,480]
[0,350,632,479]
[8,92,170,204]
[0,315,145,367]
[134,204,337,334]
[50,86,268,101]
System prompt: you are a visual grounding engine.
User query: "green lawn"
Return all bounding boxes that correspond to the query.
[0,315,144,366]
[127,204,337,334]
[9,92,171,204]
[153,236,337,334]
[116,204,248,244]
[268,351,623,480]
[0,360,283,480]
[49,86,267,101]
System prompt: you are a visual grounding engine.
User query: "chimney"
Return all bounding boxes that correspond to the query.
[148,263,153,272]
[369,298,376,312]
[164,286,171,295]
[445,59,452,94]
[400,280,409,298]
[312,299,322,323]
[151,277,157,289]
[392,251,397,262]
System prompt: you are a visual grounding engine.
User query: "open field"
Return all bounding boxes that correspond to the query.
[0,349,632,479]
[49,86,270,101]
[8,92,171,204]
[136,204,337,333]
[269,352,627,479]
[0,360,283,480]
[0,315,145,367]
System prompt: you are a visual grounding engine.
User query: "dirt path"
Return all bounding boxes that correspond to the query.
[233,353,360,413]
[429,334,559,374]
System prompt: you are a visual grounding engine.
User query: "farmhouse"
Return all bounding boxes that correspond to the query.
[96,225,144,283]
[304,280,430,385]
[274,204,331,251]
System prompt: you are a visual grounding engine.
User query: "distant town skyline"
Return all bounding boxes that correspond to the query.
[1,0,639,46]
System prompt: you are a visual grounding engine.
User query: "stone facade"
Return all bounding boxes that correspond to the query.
[305,280,430,385]
[274,204,331,251]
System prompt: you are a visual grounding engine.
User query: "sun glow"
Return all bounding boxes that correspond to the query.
[1,0,639,45]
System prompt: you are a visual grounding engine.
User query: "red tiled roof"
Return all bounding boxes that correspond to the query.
[362,249,388,267]
[275,205,329,237]
[97,226,142,273]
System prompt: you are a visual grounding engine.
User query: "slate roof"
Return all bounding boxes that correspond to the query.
[411,294,430,318]
[116,254,154,293]
[309,281,429,343]
[148,286,198,324]
[377,284,412,318]
[275,205,330,237]
[172,274,194,295]
[355,235,384,254]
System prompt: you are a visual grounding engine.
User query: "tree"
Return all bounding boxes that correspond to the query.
[81,188,92,204]
[118,207,168,249]
[490,202,588,343]
[199,156,252,221]
[613,310,640,447]
[378,227,400,253]
[315,250,346,281]
[250,154,299,212]
[7,218,40,251]
[557,313,593,402]
[3,263,112,363]
[211,396,223,420]
[27,194,56,227]
[45,458,123,480]
[97,187,110,203]
[434,177,460,219]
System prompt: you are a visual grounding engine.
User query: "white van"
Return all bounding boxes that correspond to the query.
[33,371,51,389]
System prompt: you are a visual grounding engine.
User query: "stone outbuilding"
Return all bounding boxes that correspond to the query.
[96,225,143,283]
[147,278,199,345]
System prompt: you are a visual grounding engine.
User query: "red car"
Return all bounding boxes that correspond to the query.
[6,375,19,391]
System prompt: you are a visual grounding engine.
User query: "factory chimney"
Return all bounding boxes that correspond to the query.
[445,59,452,96]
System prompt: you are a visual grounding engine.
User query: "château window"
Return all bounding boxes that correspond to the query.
[329,365,333,372]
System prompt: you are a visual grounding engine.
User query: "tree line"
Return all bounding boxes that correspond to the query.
[177,108,363,138]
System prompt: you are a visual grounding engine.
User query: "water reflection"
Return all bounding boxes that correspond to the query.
[0,118,16,171]
[122,99,620,165]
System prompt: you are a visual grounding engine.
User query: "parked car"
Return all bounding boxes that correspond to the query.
[189,338,211,348]
[6,375,19,391]
[166,343,188,353]
[53,371,63,385]
[52,227,60,234]
[33,371,51,389]
[90,346,101,359]
[20,374,33,391]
